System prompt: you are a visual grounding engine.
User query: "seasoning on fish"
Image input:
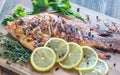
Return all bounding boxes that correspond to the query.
[5,13,120,54]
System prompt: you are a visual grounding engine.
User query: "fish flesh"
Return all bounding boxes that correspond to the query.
[5,13,120,55]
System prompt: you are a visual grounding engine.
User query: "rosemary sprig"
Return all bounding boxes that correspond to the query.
[0,33,31,64]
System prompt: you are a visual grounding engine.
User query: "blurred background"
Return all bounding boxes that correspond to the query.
[70,0,120,19]
[0,0,120,19]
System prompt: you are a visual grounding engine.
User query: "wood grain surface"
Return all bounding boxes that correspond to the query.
[0,0,6,14]
[0,66,18,75]
[0,0,120,75]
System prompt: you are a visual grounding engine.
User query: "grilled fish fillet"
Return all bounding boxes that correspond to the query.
[5,13,120,54]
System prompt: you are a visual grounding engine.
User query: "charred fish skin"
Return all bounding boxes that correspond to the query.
[5,13,120,53]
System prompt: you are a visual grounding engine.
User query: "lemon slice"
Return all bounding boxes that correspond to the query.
[75,46,98,71]
[79,59,109,75]
[30,47,56,72]
[59,42,83,69]
[45,38,69,62]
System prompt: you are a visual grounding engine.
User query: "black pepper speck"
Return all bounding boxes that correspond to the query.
[55,67,59,71]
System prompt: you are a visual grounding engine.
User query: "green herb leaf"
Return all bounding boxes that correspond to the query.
[13,6,26,19]
[49,0,85,21]
[1,16,15,26]
[31,0,49,14]
[49,0,71,12]
[1,6,27,26]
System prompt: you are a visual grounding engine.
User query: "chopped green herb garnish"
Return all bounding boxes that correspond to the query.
[0,33,31,64]
[1,6,26,26]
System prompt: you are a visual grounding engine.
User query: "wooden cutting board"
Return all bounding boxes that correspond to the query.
[0,0,120,75]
